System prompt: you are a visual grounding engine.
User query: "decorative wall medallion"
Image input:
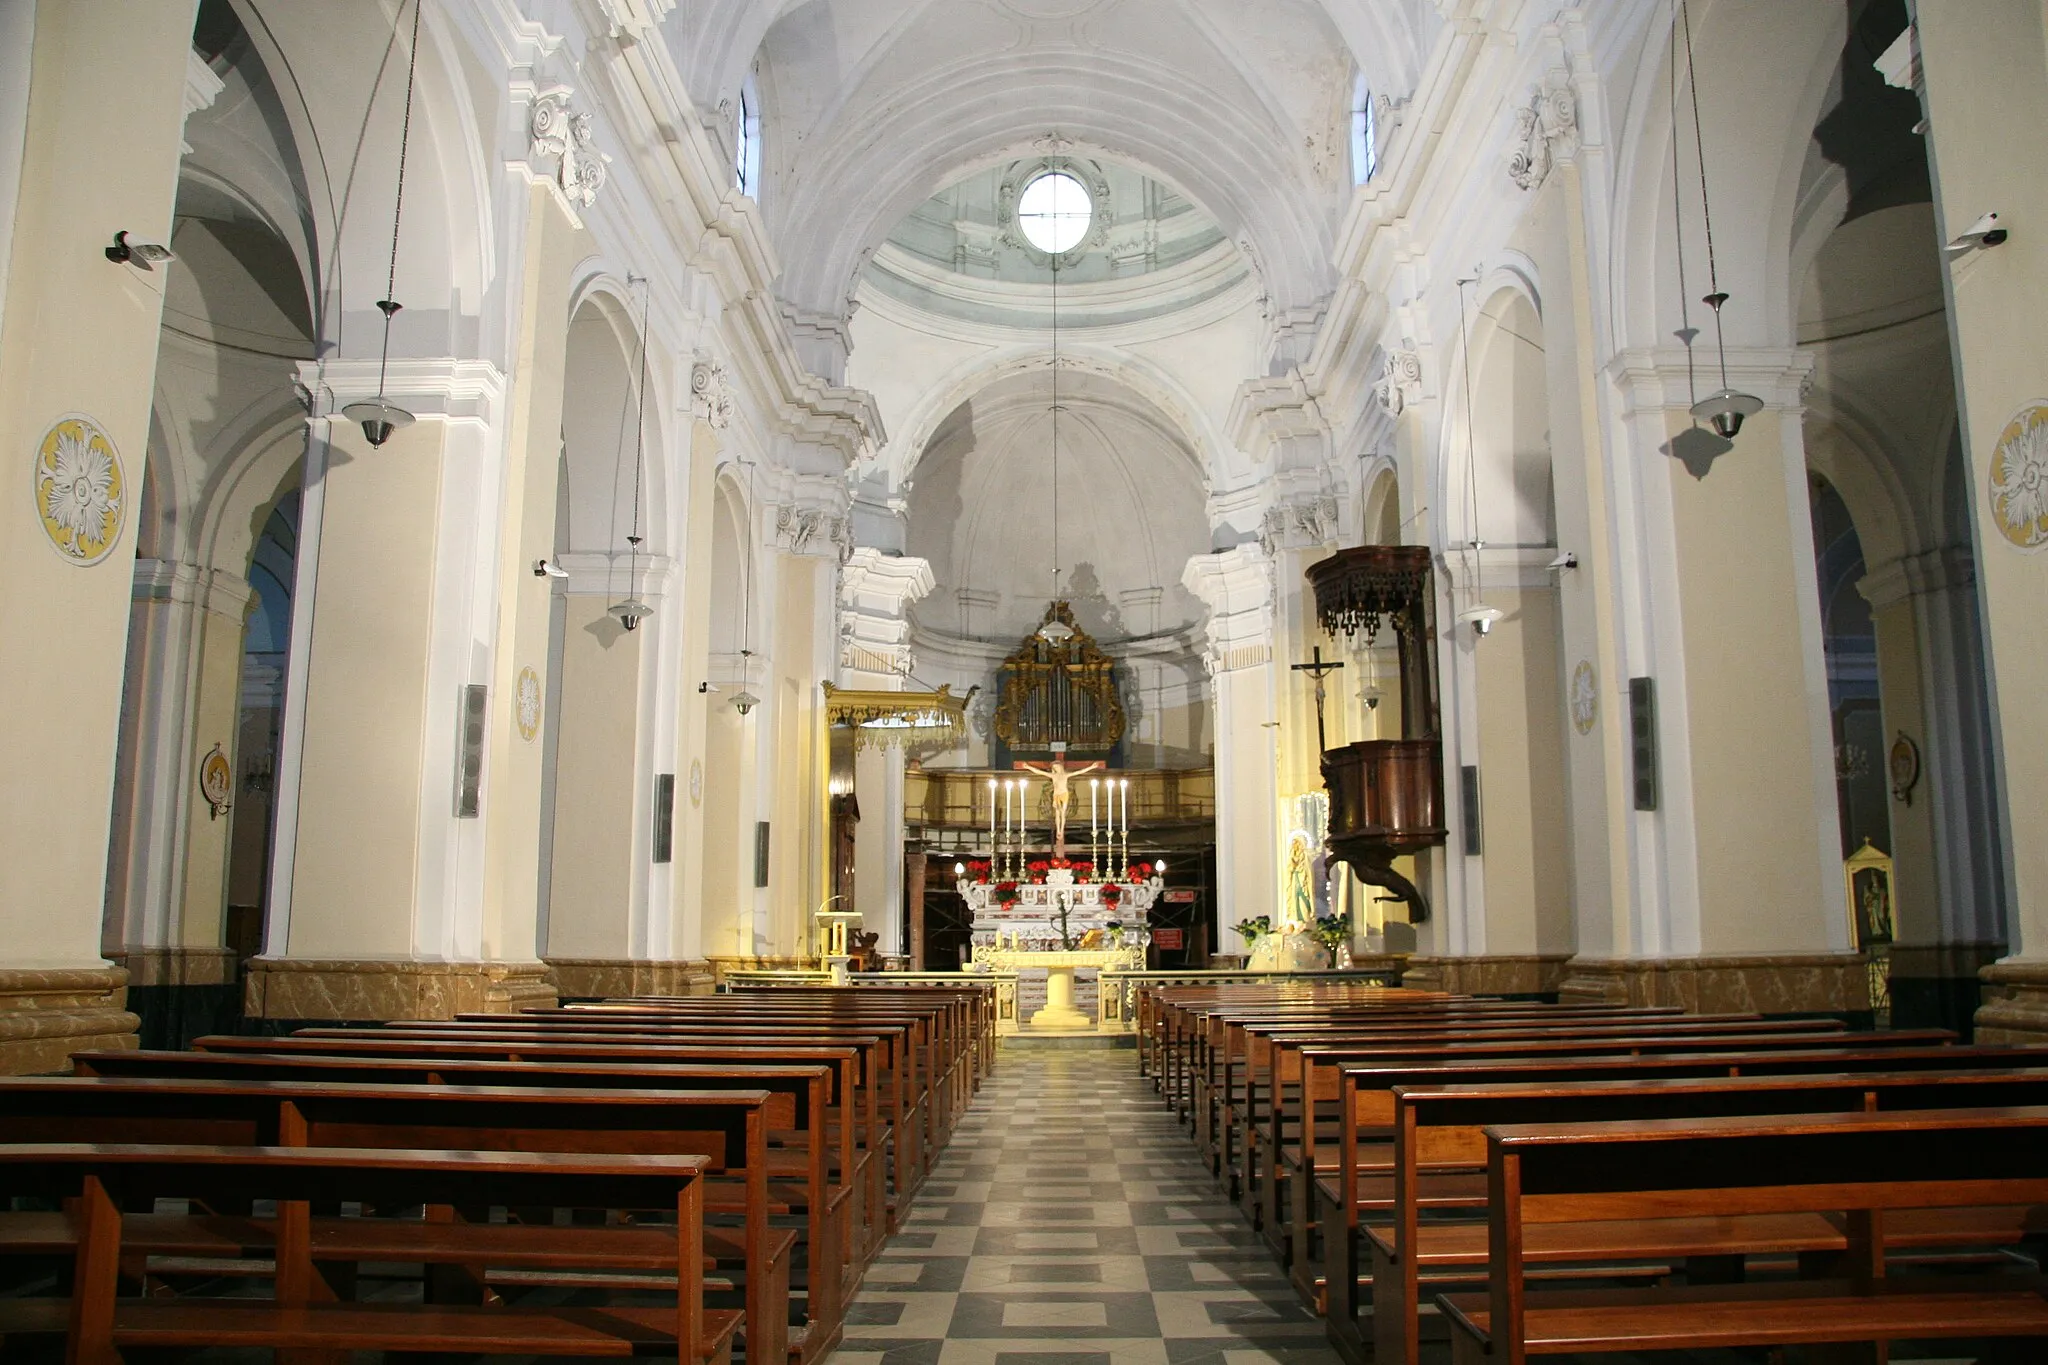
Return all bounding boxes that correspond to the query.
[515,666,543,742]
[689,758,703,808]
[1569,659,1598,735]
[1987,401,2048,549]
[33,414,125,564]
[1888,731,1921,806]
[199,743,234,820]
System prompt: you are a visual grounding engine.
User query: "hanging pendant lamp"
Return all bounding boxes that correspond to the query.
[608,281,656,631]
[1036,152,1077,645]
[343,0,425,446]
[1663,0,1761,477]
[1454,276,1503,640]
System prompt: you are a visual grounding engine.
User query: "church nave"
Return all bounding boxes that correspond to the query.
[839,1048,1338,1365]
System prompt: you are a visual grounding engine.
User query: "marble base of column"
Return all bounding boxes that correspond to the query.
[1400,954,1573,999]
[1884,942,2003,1035]
[108,947,240,1050]
[546,958,717,1001]
[1975,961,2048,1044]
[242,958,558,1022]
[0,966,141,1075]
[1555,953,1875,1016]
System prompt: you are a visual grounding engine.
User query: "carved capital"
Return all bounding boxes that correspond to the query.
[1374,345,1424,416]
[528,87,610,209]
[1507,73,1579,192]
[691,357,733,429]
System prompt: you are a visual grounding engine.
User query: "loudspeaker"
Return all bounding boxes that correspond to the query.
[1629,677,1658,811]
[754,821,771,889]
[456,684,487,818]
[653,774,675,864]
[1460,764,1482,855]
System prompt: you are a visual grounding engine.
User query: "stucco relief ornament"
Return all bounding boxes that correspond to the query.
[691,359,733,429]
[529,89,573,161]
[34,415,124,564]
[1570,659,1598,735]
[1507,76,1579,192]
[515,666,543,742]
[560,111,610,209]
[1987,401,2048,550]
[1375,347,1423,416]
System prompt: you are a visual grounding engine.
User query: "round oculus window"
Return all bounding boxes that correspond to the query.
[1016,171,1092,255]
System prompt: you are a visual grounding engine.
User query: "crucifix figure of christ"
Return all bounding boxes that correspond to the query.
[1292,646,1346,754]
[1015,752,1106,860]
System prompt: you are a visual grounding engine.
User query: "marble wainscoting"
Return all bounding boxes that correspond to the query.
[1555,953,1876,1016]
[546,957,716,1000]
[706,955,815,985]
[1400,954,1572,999]
[0,965,141,1075]
[242,957,559,1022]
[109,946,241,1050]
[1976,960,2048,1044]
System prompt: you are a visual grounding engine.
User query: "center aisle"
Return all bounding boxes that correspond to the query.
[834,1048,1342,1365]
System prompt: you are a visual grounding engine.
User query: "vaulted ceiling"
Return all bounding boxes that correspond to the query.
[663,0,1443,339]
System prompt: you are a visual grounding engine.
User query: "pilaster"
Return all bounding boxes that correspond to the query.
[839,549,935,955]
[1912,6,2048,1039]
[0,3,197,1022]
[1184,545,1281,948]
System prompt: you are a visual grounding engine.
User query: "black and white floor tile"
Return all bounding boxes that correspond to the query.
[833,1048,1337,1365]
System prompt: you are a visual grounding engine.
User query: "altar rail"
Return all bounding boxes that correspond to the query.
[1096,964,1406,1031]
[720,969,1024,1033]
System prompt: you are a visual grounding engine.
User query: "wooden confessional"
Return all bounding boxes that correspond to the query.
[1305,545,1446,921]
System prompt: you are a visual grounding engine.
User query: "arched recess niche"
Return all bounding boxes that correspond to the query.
[902,367,1214,767]
[699,473,756,956]
[538,295,664,962]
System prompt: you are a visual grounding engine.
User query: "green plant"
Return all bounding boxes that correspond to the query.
[1235,914,1273,946]
[1312,912,1350,956]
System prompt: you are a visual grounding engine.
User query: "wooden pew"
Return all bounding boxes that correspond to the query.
[293,1020,911,1225]
[1440,1106,2048,1364]
[168,1034,864,1357]
[1266,1023,1940,1274]
[1365,1064,2048,1365]
[0,1143,736,1363]
[0,1074,790,1364]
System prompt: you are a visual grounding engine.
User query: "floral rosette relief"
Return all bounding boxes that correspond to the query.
[1988,401,2048,550]
[34,415,125,565]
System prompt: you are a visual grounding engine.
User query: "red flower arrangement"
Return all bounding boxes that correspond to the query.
[992,881,1021,906]
[963,860,991,882]
[1100,884,1124,907]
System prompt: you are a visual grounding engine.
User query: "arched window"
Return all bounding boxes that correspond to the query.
[1350,70,1378,185]
[735,71,762,196]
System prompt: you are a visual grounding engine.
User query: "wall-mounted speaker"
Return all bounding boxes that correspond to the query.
[754,821,771,889]
[1629,676,1658,811]
[653,774,675,864]
[1460,764,1482,855]
[456,684,487,818]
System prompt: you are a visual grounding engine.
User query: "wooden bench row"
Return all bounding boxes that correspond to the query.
[0,981,996,1364]
[1135,981,2048,1363]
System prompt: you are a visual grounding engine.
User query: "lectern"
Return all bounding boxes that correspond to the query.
[1305,545,1446,920]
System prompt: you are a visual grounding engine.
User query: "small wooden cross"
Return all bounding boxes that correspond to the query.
[1292,646,1346,753]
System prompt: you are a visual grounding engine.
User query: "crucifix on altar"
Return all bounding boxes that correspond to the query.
[1015,744,1105,859]
[1292,646,1346,752]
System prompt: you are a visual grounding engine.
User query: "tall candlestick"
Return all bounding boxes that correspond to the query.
[1090,779,1099,869]
[1120,779,1131,869]
[988,778,997,862]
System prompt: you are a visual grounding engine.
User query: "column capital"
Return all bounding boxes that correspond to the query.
[131,559,255,621]
[1183,545,1276,673]
[839,549,934,677]
[548,550,676,599]
[1607,346,1814,420]
[1857,545,1975,610]
[298,358,507,429]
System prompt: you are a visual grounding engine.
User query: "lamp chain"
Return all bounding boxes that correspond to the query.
[374,0,425,404]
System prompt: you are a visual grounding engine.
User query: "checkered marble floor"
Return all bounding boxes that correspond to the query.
[830,1048,1339,1365]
